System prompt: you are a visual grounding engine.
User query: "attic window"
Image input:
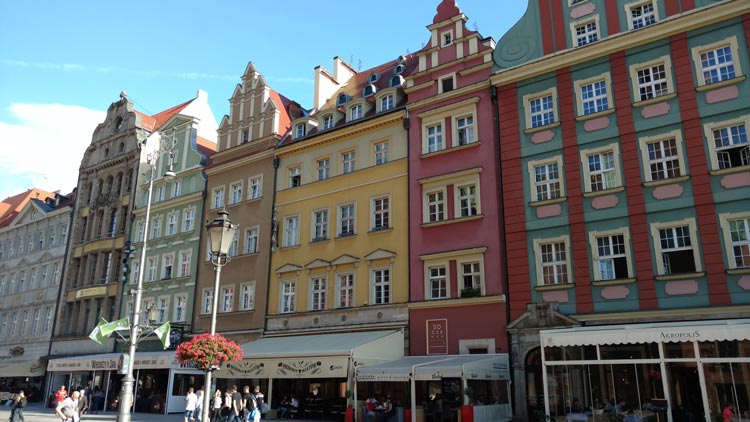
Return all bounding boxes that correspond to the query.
[337,94,349,107]
[390,75,404,88]
[397,55,406,64]
[242,130,249,143]
[295,123,305,139]
[439,75,455,93]
[393,64,406,75]
[30,210,37,220]
[369,73,379,83]
[363,84,376,98]
[322,115,334,130]
[115,117,123,131]
[442,31,453,46]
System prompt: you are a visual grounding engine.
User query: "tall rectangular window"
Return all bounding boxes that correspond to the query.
[245,227,259,254]
[240,283,255,311]
[380,95,394,111]
[342,151,356,174]
[372,196,390,231]
[284,216,300,247]
[161,255,173,280]
[221,286,234,313]
[151,218,162,239]
[317,159,330,181]
[179,250,192,277]
[534,162,561,201]
[537,240,570,285]
[587,150,617,191]
[350,104,363,120]
[167,213,178,235]
[156,297,168,323]
[323,115,334,129]
[374,142,389,165]
[457,184,478,217]
[596,234,628,280]
[146,257,157,282]
[313,210,329,241]
[456,116,475,145]
[429,266,448,299]
[427,123,444,153]
[281,280,296,313]
[646,138,681,181]
[289,167,301,188]
[373,268,391,304]
[310,277,326,311]
[44,307,53,333]
[249,176,263,199]
[32,309,40,334]
[202,289,213,315]
[338,273,354,308]
[228,231,239,257]
[172,180,181,197]
[339,204,355,237]
[230,182,243,204]
[174,295,187,322]
[427,191,445,222]
[212,187,225,209]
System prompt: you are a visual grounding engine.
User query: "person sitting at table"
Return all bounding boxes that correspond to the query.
[365,395,380,422]
[380,395,395,421]
[570,398,582,413]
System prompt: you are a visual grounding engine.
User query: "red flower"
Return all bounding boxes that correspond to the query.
[175,333,243,371]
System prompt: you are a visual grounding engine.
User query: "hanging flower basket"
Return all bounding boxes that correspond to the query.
[175,333,243,371]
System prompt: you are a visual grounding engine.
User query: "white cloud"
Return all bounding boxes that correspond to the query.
[0,103,105,200]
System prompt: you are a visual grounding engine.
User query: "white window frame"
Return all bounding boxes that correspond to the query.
[240,281,256,311]
[317,158,330,181]
[534,236,572,286]
[571,16,600,47]
[380,94,395,112]
[625,0,658,30]
[229,180,243,204]
[295,123,305,139]
[228,230,239,257]
[151,217,162,239]
[588,228,634,281]
[312,208,329,241]
[425,262,450,300]
[374,141,389,165]
[454,114,476,146]
[211,186,225,209]
[703,116,750,171]
[220,285,234,313]
[424,188,447,223]
[178,249,191,278]
[172,179,181,198]
[574,73,612,116]
[201,288,213,315]
[455,182,479,218]
[441,29,453,46]
[336,272,355,308]
[371,266,391,305]
[280,279,296,313]
[650,218,702,276]
[638,129,686,183]
[349,104,363,120]
[629,56,674,102]
[524,88,558,129]
[245,226,259,254]
[248,175,263,199]
[457,257,485,296]
[161,253,174,280]
[691,37,742,87]
[424,121,444,154]
[183,208,195,232]
[283,215,300,247]
[371,195,391,231]
[322,115,334,130]
[338,203,356,237]
[146,257,158,282]
[288,166,301,188]
[580,144,622,193]
[310,276,327,311]
[166,212,178,236]
[156,296,169,323]
[174,294,187,322]
[719,212,750,270]
[341,150,356,174]
[438,73,456,94]
[528,156,565,202]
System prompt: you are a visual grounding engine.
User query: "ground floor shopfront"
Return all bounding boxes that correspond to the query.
[46,351,204,414]
[539,319,750,422]
[356,354,512,422]
[215,330,404,421]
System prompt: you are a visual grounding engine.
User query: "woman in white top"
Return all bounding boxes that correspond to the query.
[185,387,198,422]
[212,389,223,422]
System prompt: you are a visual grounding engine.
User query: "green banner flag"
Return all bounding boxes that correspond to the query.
[100,317,130,338]
[88,318,109,345]
[153,321,171,349]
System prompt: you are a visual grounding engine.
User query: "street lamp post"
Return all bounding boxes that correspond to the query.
[116,138,176,422]
[202,209,238,422]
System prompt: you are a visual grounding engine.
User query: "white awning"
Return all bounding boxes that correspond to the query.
[0,359,45,377]
[218,330,404,379]
[47,351,197,372]
[357,354,510,382]
[540,318,750,348]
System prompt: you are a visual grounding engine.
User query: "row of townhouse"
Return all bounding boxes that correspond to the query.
[3,0,747,421]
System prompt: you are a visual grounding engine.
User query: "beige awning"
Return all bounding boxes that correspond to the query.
[356,354,510,382]
[0,359,45,377]
[540,318,750,347]
[47,351,198,372]
[217,330,404,379]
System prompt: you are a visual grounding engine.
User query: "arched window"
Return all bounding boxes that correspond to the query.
[363,84,376,98]
[115,173,123,196]
[336,94,349,107]
[390,75,404,87]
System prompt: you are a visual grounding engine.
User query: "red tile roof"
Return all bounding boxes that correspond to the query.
[0,188,55,227]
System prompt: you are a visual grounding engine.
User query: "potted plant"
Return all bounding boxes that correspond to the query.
[174,333,243,371]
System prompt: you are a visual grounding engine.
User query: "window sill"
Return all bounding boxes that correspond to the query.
[420,214,483,228]
[280,244,301,250]
[582,186,624,198]
[420,141,481,158]
[695,75,746,92]
[368,227,393,234]
[575,108,616,122]
[336,233,358,240]
[654,271,706,281]
[591,277,636,287]
[727,268,750,275]
[632,92,677,108]
[534,283,575,291]
[642,175,689,188]
[529,196,567,207]
[309,238,330,244]
[246,196,263,203]
[523,121,561,135]
[709,164,750,176]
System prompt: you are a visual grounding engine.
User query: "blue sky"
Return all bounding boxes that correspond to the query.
[0,1,527,200]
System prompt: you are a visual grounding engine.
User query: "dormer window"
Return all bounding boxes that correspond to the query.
[393,64,406,75]
[363,84,376,98]
[442,31,453,46]
[337,94,349,107]
[350,104,363,121]
[439,75,455,93]
[115,117,123,132]
[369,73,379,83]
[390,75,404,88]
[295,123,305,139]
[322,115,334,130]
[242,130,249,143]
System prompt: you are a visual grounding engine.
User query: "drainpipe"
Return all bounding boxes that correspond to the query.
[264,154,281,335]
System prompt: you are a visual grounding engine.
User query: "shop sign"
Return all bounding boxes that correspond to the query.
[220,356,349,379]
[426,319,448,355]
[660,330,702,341]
